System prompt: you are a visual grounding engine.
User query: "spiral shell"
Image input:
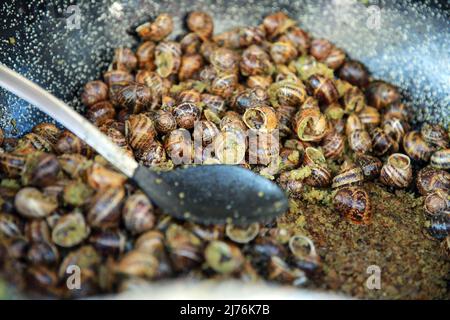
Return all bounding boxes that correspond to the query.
[172,102,201,130]
[112,47,137,71]
[165,224,203,271]
[81,80,109,107]
[87,187,125,229]
[289,234,320,272]
[21,152,61,187]
[164,128,193,165]
[225,223,260,244]
[304,165,332,188]
[294,108,328,142]
[205,240,244,274]
[178,53,203,81]
[246,75,273,90]
[125,113,157,151]
[268,79,307,108]
[240,45,273,77]
[321,130,345,160]
[421,123,449,149]
[278,171,303,197]
[348,129,372,154]
[86,101,116,127]
[232,87,268,114]
[384,101,410,121]
[278,26,310,55]
[155,41,181,78]
[416,166,450,195]
[15,187,57,218]
[122,193,155,235]
[210,73,238,98]
[370,127,398,156]
[355,154,382,180]
[263,12,296,39]
[187,11,214,40]
[32,123,61,146]
[343,86,365,114]
[136,13,173,41]
[333,186,372,225]
[383,117,409,145]
[136,41,156,70]
[153,109,177,135]
[338,60,369,88]
[427,212,449,240]
[90,229,127,256]
[0,213,23,239]
[424,190,450,216]
[345,113,364,137]
[430,149,450,170]
[0,152,25,177]
[307,74,339,105]
[85,163,127,190]
[403,131,434,162]
[332,165,364,189]
[243,106,278,131]
[103,69,133,87]
[380,153,413,188]
[118,83,154,113]
[134,140,167,167]
[270,41,298,65]
[52,211,90,248]
[358,106,381,129]
[193,120,220,147]
[366,80,401,109]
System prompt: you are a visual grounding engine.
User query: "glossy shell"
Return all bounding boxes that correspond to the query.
[380,153,413,188]
[333,186,372,225]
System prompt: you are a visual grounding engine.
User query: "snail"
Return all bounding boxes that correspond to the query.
[333,186,372,225]
[136,13,174,41]
[380,153,413,189]
[81,80,109,107]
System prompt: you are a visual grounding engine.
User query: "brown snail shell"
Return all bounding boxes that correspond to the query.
[87,187,125,229]
[268,79,307,108]
[278,171,304,197]
[355,154,382,180]
[172,102,201,130]
[307,74,339,105]
[21,152,61,187]
[232,87,268,114]
[164,128,193,165]
[55,130,92,157]
[343,86,365,114]
[303,147,326,167]
[358,106,381,129]
[426,211,449,240]
[333,186,372,225]
[103,69,133,87]
[322,47,346,70]
[187,11,214,40]
[134,140,168,167]
[0,213,23,239]
[81,80,109,107]
[155,41,182,78]
[15,187,57,218]
[165,224,203,272]
[52,211,90,248]
[116,249,159,279]
[338,60,369,88]
[27,242,59,266]
[136,13,174,41]
[382,117,409,145]
[278,26,310,55]
[403,131,434,162]
[116,83,153,114]
[122,193,155,235]
[86,101,116,127]
[310,38,333,61]
[380,153,413,189]
[112,47,137,71]
[32,123,61,146]
[270,41,298,65]
[430,148,450,170]
[348,129,372,154]
[332,165,364,189]
[321,130,345,160]
[210,73,238,98]
[180,32,201,54]
[384,101,410,121]
[58,154,91,179]
[294,108,328,142]
[263,12,296,39]
[136,41,156,70]
[420,123,449,149]
[345,113,364,137]
[304,165,332,188]
[178,54,204,81]
[268,256,307,285]
[85,163,127,190]
[366,80,401,109]
[424,190,450,216]
[193,120,220,147]
[246,75,273,90]
[125,113,157,151]
[416,166,450,195]
[0,152,25,178]
[370,127,398,156]
[89,229,127,256]
[243,106,278,131]
[153,109,177,135]
[210,47,240,74]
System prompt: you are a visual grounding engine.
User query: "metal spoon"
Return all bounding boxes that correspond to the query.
[0,64,288,225]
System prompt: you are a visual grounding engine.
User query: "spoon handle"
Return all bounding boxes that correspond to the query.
[0,64,139,178]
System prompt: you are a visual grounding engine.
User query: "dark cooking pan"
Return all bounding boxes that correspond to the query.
[0,0,449,299]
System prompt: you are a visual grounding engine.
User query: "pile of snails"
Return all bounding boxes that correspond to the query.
[0,11,448,297]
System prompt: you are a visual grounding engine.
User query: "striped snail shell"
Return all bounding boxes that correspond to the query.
[430,148,450,170]
[420,123,449,149]
[304,165,332,188]
[348,129,372,154]
[355,154,382,180]
[321,130,345,160]
[333,186,372,225]
[382,117,409,145]
[424,190,450,216]
[358,106,380,129]
[243,106,278,131]
[370,127,398,156]
[403,131,434,162]
[380,153,413,189]
[416,166,450,195]
[332,164,364,189]
[125,113,157,151]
